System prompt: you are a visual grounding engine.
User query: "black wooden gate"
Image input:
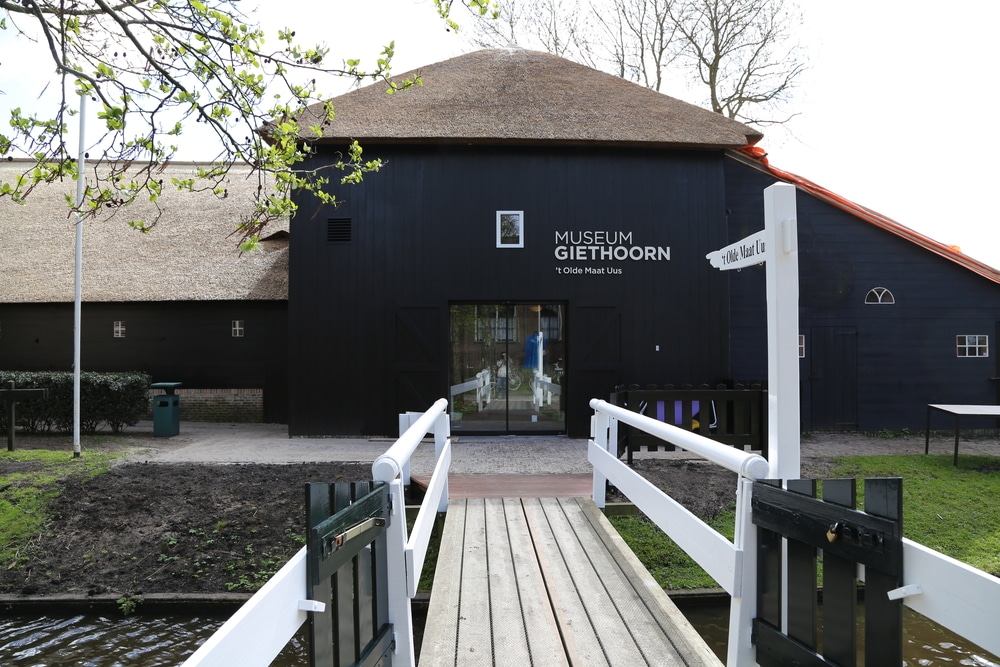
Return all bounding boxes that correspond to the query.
[752,477,903,666]
[305,481,393,667]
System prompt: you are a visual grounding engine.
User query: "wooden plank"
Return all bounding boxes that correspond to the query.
[577,499,722,666]
[455,498,492,666]
[420,499,466,665]
[521,497,607,665]
[424,496,721,666]
[555,497,696,665]
[501,498,568,666]
[821,478,857,667]
[483,498,533,664]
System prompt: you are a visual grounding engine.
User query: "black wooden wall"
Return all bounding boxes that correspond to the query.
[289,145,735,437]
[725,156,1000,431]
[0,301,288,423]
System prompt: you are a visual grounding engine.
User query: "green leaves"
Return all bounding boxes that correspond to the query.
[0,0,483,248]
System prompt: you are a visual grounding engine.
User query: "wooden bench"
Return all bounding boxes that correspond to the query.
[420,496,721,666]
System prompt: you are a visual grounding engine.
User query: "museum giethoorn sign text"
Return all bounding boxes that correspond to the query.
[553,230,670,275]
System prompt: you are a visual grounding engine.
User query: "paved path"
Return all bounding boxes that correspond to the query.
[124,421,1000,478]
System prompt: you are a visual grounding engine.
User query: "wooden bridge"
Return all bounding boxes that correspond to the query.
[419,496,720,666]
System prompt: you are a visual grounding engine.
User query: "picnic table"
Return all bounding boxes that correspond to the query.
[925,404,1000,465]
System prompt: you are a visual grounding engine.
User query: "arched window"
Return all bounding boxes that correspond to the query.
[865,287,895,304]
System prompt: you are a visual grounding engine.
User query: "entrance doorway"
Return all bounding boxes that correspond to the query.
[449,303,566,434]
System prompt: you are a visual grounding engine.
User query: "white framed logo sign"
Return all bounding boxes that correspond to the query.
[497,210,524,248]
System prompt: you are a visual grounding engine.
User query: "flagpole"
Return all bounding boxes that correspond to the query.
[73,93,86,458]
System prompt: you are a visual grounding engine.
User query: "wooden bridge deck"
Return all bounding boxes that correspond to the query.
[419,496,722,666]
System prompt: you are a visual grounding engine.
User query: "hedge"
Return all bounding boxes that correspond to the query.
[0,371,151,434]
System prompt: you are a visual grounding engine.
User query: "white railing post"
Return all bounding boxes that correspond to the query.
[383,475,414,666]
[372,398,451,667]
[592,409,610,508]
[433,410,450,513]
[727,477,758,667]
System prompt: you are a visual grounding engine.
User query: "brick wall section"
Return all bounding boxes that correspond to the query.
[147,388,264,423]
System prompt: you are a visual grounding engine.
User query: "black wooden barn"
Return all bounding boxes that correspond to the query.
[286,48,1000,438]
[0,162,289,424]
[3,49,997,438]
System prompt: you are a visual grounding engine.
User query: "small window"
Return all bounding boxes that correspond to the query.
[113,321,126,338]
[865,287,895,304]
[232,320,245,337]
[956,335,988,357]
[798,334,806,359]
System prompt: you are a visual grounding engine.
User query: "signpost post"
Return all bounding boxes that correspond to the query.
[707,182,800,480]
[1,381,49,452]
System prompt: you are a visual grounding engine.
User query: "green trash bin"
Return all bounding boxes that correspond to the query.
[151,382,182,437]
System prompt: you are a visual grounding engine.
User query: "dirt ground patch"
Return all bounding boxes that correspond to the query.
[0,430,988,599]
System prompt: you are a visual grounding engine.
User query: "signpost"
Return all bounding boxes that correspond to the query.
[706,182,800,480]
[1,381,50,452]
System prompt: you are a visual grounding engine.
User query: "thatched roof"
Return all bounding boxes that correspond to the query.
[296,47,763,148]
[0,161,287,303]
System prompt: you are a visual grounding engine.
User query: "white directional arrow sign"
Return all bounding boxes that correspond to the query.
[705,230,767,271]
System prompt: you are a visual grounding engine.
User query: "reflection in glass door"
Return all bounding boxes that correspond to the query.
[449,303,566,434]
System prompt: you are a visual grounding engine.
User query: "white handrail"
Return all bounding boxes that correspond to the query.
[180,547,309,667]
[183,400,452,667]
[589,398,764,667]
[591,398,1000,664]
[373,397,449,483]
[377,399,451,667]
[899,538,1000,656]
[590,398,770,479]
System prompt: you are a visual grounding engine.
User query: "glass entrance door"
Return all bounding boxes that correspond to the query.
[449,303,566,434]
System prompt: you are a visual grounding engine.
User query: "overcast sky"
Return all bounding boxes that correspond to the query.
[4,1,998,270]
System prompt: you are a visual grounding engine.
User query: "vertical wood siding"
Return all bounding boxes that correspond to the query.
[725,157,1000,431]
[289,145,733,436]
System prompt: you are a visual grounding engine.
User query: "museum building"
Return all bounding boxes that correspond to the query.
[2,48,998,439]
[284,48,1000,438]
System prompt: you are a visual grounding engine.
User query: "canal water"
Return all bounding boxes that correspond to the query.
[3,603,998,665]
[679,602,1000,666]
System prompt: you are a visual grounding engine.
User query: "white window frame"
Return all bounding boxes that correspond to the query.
[232,320,245,338]
[956,335,988,357]
[865,287,895,304]
[113,321,126,338]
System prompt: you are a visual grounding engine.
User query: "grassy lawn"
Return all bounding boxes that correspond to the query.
[0,448,122,568]
[611,454,1000,590]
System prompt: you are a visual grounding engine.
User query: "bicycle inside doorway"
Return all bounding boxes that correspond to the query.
[449,303,566,434]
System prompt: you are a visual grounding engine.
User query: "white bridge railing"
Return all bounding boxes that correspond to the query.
[449,370,491,414]
[182,399,452,667]
[589,398,768,666]
[588,398,1000,666]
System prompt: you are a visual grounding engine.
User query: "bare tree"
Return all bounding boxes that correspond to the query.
[465,0,595,63]
[593,0,680,91]
[466,0,805,127]
[665,0,805,124]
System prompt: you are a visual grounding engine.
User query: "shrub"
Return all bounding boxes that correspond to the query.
[0,371,151,434]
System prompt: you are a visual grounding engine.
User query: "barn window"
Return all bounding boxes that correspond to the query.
[476,307,518,343]
[956,335,988,357]
[232,320,245,337]
[113,321,126,338]
[865,287,895,304]
[798,334,806,358]
[327,218,352,244]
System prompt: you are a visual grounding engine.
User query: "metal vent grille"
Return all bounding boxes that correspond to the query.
[327,218,352,244]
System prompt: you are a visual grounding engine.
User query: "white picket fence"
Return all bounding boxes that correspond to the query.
[588,397,1000,666]
[181,399,451,667]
